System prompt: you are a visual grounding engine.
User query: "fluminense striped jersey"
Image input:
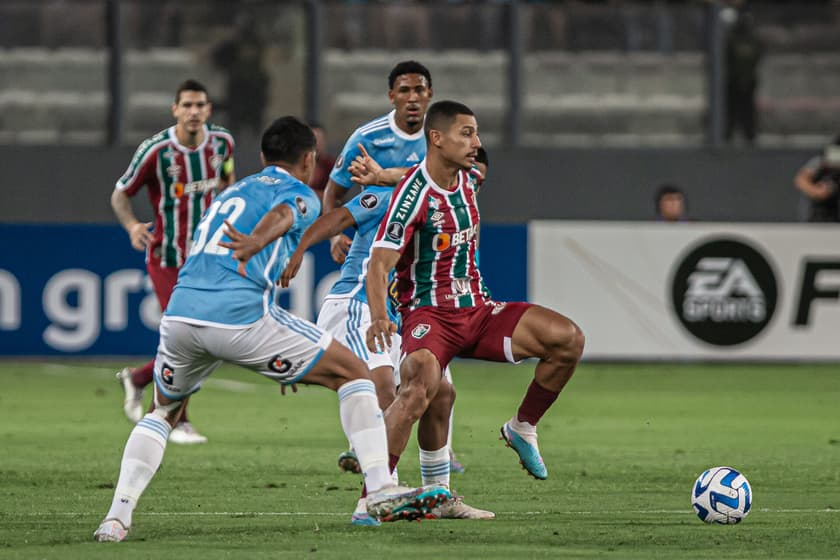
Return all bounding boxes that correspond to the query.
[329,110,426,190]
[372,160,488,311]
[116,124,235,268]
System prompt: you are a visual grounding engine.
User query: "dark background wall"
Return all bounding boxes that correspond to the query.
[2,144,813,224]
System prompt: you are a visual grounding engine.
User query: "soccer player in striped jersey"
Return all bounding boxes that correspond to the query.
[93,117,451,542]
[280,152,492,522]
[110,79,235,444]
[366,101,585,491]
[322,60,432,264]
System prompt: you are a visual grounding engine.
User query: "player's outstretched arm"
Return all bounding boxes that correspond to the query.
[365,247,401,353]
[218,204,294,277]
[349,143,408,187]
[279,207,357,288]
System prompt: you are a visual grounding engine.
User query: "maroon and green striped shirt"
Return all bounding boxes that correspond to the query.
[373,161,488,311]
[116,124,235,268]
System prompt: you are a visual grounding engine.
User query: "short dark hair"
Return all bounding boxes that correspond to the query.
[424,100,474,141]
[475,146,489,168]
[260,116,316,164]
[175,79,209,104]
[388,60,432,90]
[655,183,685,211]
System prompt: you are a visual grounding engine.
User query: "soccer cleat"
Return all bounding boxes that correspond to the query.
[351,511,381,526]
[116,367,144,423]
[337,450,361,474]
[93,518,129,542]
[169,421,208,445]
[449,454,466,474]
[429,495,495,520]
[350,497,381,526]
[366,484,451,522]
[500,421,548,480]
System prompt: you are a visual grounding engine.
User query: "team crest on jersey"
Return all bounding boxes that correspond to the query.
[334,154,344,169]
[268,356,292,374]
[161,364,175,385]
[411,324,431,339]
[166,164,182,178]
[386,222,404,241]
[295,196,308,215]
[361,193,379,209]
[210,154,224,170]
[429,197,441,210]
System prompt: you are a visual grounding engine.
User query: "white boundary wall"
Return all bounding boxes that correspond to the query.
[530,221,840,361]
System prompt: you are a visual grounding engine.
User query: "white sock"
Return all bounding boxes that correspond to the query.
[337,379,391,493]
[105,413,171,527]
[508,416,539,448]
[419,446,450,489]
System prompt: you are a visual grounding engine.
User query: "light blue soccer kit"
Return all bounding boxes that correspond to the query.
[329,110,426,191]
[316,187,401,369]
[157,166,327,399]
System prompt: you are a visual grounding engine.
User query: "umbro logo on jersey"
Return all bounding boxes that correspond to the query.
[406,152,420,162]
[360,193,379,209]
[166,164,181,178]
[372,136,395,146]
[295,196,309,215]
[411,324,431,339]
[387,222,404,240]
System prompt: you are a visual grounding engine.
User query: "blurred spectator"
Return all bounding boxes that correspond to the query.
[724,9,763,144]
[654,183,689,222]
[212,14,268,139]
[794,135,840,222]
[308,121,337,201]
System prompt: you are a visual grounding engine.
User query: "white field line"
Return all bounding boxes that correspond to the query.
[7,509,839,517]
[34,362,264,393]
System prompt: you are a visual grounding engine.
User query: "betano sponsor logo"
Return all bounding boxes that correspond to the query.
[432,224,478,251]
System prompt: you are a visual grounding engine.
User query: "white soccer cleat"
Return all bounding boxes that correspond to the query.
[116,367,144,423]
[93,518,129,542]
[169,421,208,445]
[429,495,495,520]
[366,484,451,522]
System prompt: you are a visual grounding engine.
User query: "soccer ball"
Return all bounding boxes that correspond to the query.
[691,466,752,524]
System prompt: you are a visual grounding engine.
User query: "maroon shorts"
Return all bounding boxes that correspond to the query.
[146,261,180,311]
[400,301,533,369]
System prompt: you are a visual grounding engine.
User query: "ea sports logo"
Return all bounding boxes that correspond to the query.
[671,238,778,346]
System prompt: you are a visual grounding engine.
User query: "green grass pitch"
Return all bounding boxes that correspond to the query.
[1,360,838,559]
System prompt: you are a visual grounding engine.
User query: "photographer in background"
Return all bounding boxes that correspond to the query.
[794,136,840,222]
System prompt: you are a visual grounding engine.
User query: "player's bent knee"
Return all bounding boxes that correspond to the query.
[545,319,585,363]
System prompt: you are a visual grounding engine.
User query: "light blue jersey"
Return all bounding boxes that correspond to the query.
[329,110,426,190]
[166,166,320,326]
[326,187,400,323]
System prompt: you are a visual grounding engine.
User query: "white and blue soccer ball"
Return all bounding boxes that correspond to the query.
[691,466,752,524]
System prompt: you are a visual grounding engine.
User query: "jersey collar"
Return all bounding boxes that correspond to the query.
[168,124,209,153]
[420,159,465,195]
[388,110,425,141]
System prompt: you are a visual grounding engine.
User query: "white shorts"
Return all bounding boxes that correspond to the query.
[317,296,401,374]
[154,307,332,400]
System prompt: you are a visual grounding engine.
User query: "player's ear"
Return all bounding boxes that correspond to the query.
[429,129,442,148]
[259,152,267,167]
[171,103,178,118]
[388,88,396,105]
[205,101,213,117]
